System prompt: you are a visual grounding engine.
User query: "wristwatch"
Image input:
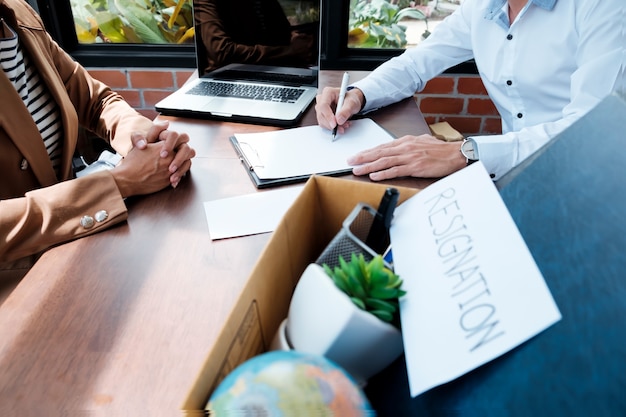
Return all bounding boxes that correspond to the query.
[460,138,479,166]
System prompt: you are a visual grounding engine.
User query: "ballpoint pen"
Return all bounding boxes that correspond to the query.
[331,71,350,142]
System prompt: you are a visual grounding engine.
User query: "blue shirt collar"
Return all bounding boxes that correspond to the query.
[485,0,557,29]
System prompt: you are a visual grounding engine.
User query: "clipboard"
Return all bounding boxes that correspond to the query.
[230,136,352,189]
[229,118,395,189]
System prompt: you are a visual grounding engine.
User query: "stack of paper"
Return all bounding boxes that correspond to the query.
[231,118,394,187]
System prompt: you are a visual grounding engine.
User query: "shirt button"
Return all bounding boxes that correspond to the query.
[20,159,29,170]
[80,215,95,229]
[506,80,512,86]
[507,34,513,40]
[517,113,523,118]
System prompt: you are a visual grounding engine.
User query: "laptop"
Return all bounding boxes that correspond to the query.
[155,2,320,127]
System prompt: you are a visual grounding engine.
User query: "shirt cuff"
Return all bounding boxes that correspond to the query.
[470,135,517,180]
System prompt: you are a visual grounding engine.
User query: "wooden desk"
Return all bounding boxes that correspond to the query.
[0,71,432,415]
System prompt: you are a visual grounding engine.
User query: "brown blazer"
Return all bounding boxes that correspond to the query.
[0,0,154,272]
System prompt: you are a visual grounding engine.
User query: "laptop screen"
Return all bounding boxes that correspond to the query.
[192,0,320,79]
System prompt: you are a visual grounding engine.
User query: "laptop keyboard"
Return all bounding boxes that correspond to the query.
[186,81,305,103]
[215,69,316,85]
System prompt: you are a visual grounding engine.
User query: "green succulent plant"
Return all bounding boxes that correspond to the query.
[323,253,406,325]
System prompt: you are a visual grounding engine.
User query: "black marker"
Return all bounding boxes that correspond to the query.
[365,187,399,254]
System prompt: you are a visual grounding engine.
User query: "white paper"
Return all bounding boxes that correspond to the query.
[233,118,394,179]
[203,186,303,240]
[390,162,561,397]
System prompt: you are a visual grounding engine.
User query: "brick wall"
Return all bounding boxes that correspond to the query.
[86,68,195,121]
[420,75,502,136]
[86,68,502,136]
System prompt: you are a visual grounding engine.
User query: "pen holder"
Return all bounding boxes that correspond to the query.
[316,203,392,270]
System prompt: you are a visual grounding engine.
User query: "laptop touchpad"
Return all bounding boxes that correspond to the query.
[204,98,285,117]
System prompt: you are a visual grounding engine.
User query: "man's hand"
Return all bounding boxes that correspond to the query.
[315,86,364,134]
[347,134,467,180]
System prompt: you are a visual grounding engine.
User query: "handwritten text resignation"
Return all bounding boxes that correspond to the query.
[425,187,505,352]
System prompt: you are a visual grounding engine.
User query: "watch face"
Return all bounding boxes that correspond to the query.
[461,140,476,160]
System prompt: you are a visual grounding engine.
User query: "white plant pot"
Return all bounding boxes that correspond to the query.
[270,318,293,351]
[284,263,404,384]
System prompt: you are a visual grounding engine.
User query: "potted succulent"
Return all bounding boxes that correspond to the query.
[273,252,407,385]
[323,252,406,327]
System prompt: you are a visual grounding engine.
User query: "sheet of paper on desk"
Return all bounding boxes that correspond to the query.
[390,162,562,398]
[233,118,394,179]
[203,186,304,240]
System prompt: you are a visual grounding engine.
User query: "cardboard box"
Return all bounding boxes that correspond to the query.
[182,175,420,410]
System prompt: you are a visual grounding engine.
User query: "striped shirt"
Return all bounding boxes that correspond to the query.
[1,19,63,178]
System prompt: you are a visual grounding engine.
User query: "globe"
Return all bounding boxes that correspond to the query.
[207,350,374,416]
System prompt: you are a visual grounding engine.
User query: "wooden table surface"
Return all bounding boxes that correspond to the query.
[0,71,433,416]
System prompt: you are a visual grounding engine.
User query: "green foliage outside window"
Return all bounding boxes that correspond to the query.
[70,0,426,49]
[71,0,194,44]
[349,0,427,48]
[278,0,320,26]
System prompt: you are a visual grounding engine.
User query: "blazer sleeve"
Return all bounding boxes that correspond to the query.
[40,20,154,156]
[0,2,147,264]
[0,171,128,263]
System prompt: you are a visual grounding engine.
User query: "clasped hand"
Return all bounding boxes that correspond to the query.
[112,121,196,198]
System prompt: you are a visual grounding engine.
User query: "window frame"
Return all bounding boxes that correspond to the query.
[34,0,477,72]
[320,0,477,73]
[35,0,196,68]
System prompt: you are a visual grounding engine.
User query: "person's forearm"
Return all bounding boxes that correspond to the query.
[0,171,127,263]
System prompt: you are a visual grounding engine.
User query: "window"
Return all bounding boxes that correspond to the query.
[35,0,196,67]
[348,0,433,50]
[35,0,476,71]
[69,0,194,45]
[35,0,320,68]
[321,0,476,73]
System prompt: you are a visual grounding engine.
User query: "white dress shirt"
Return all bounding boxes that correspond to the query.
[353,0,626,179]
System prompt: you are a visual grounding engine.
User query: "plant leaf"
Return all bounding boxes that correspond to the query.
[351,297,366,311]
[167,0,185,29]
[332,271,351,295]
[369,286,399,300]
[115,0,167,43]
[364,297,396,313]
[371,310,394,323]
[346,272,367,300]
[75,22,97,43]
[177,26,195,44]
[395,8,427,22]
[90,11,130,43]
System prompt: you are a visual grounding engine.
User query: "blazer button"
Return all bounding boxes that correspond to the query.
[95,210,109,222]
[20,159,29,170]
[80,215,95,229]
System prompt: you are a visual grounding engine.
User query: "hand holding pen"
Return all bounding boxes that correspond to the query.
[331,72,350,142]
